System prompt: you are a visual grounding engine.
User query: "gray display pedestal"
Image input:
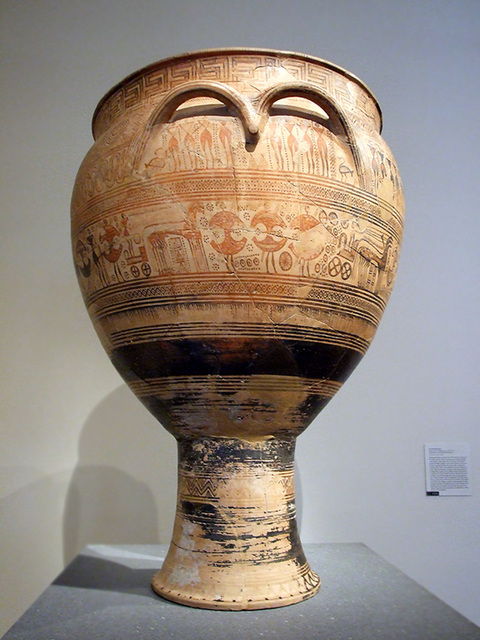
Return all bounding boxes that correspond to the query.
[3,544,479,640]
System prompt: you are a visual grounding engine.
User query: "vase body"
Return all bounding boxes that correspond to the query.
[71,49,404,609]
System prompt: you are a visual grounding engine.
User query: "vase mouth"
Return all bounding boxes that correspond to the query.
[92,47,382,132]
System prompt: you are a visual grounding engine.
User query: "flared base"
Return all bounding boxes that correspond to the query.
[151,436,320,610]
[152,564,320,610]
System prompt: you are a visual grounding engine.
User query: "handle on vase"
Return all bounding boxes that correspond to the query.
[148,80,259,141]
[133,80,260,169]
[256,81,366,187]
[134,79,366,188]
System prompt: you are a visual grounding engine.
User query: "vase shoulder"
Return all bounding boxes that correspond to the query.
[92,48,382,140]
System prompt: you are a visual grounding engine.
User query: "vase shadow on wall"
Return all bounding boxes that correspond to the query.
[63,384,177,566]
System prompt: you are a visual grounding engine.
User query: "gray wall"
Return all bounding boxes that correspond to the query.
[2,0,479,633]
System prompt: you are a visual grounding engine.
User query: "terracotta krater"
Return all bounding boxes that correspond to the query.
[71,48,404,610]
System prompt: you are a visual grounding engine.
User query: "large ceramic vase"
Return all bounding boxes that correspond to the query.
[71,48,404,610]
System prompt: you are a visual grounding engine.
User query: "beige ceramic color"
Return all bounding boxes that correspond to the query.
[71,48,404,610]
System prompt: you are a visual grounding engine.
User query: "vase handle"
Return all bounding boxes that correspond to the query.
[256,81,366,188]
[148,80,259,139]
[133,80,260,170]
[134,79,366,188]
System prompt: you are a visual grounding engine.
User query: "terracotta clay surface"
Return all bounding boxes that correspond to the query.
[71,48,404,609]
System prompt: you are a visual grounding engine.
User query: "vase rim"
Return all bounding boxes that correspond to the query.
[92,47,382,129]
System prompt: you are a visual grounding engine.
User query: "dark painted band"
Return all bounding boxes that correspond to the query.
[111,337,363,384]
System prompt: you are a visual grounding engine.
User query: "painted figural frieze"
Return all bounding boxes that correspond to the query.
[71,49,404,610]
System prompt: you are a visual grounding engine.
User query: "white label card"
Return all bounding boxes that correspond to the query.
[424,442,472,496]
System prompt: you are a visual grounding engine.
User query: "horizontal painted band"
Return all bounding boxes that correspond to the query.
[109,321,370,354]
[128,373,342,399]
[111,337,363,384]
[88,273,385,328]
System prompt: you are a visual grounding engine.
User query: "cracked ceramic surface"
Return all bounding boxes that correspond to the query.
[71,49,404,610]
